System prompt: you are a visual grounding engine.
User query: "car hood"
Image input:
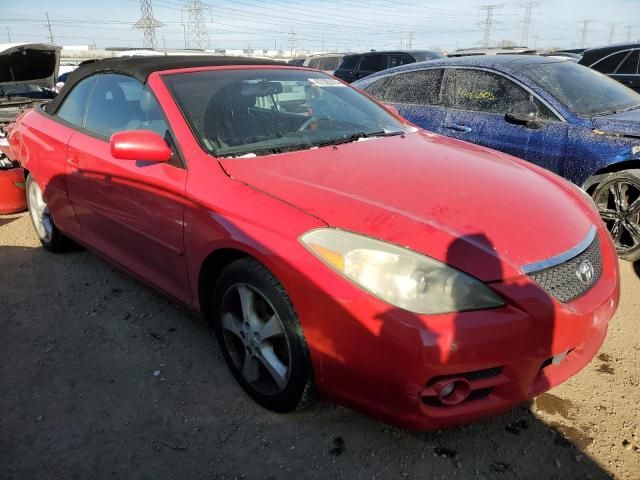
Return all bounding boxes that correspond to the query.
[0,43,61,90]
[591,108,640,138]
[220,132,597,282]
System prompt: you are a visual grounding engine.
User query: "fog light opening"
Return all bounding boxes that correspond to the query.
[433,378,471,405]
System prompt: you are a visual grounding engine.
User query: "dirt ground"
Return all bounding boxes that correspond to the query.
[1,211,638,480]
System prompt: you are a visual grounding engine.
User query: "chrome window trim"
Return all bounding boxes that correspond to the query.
[590,48,639,72]
[521,225,597,274]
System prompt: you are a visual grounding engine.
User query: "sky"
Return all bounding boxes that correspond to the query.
[1,0,639,53]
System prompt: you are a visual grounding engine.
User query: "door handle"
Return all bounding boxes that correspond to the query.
[67,155,80,167]
[445,123,472,133]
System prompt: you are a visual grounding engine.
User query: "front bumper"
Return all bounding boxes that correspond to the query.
[288,228,620,430]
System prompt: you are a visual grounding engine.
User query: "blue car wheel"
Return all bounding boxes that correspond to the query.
[592,169,640,262]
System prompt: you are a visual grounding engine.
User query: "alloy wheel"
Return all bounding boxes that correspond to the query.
[220,283,291,395]
[27,179,53,243]
[594,178,640,256]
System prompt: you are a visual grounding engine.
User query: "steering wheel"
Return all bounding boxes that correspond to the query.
[298,116,330,132]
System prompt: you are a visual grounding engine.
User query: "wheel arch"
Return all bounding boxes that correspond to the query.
[581,160,640,194]
[197,247,253,320]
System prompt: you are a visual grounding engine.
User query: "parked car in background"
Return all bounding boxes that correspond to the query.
[8,56,619,430]
[303,53,346,74]
[579,43,640,93]
[0,43,60,214]
[355,55,640,260]
[540,52,581,62]
[287,58,306,66]
[334,50,444,83]
[448,47,537,57]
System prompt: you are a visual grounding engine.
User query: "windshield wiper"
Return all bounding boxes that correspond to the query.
[593,104,640,117]
[311,130,404,148]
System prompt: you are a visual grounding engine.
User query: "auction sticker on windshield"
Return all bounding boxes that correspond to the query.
[309,78,345,87]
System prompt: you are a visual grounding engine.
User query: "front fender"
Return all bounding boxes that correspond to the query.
[566,126,640,187]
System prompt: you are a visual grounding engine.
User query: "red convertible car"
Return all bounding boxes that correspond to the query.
[8,56,620,430]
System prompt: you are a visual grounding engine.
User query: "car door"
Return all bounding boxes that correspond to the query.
[610,49,640,93]
[439,67,569,175]
[65,73,190,304]
[362,68,448,134]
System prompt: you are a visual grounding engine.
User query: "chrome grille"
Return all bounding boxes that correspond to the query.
[527,234,602,303]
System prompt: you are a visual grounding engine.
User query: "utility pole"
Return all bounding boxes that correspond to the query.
[626,25,633,41]
[183,0,209,50]
[134,0,163,49]
[408,31,414,49]
[608,24,617,44]
[5,27,11,42]
[322,32,325,52]
[579,20,591,48]
[479,4,501,48]
[520,1,539,47]
[288,29,297,58]
[45,13,54,45]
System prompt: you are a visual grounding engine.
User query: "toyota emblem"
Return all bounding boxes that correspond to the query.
[576,259,595,285]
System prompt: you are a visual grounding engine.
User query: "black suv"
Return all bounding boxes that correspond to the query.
[334,50,443,83]
[579,43,640,93]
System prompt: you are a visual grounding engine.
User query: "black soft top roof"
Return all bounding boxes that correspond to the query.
[47,55,283,114]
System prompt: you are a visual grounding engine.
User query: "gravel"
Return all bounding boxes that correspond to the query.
[1,212,638,479]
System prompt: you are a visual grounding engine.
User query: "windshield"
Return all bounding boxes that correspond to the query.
[518,60,640,116]
[164,69,412,157]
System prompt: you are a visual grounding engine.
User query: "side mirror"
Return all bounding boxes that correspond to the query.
[505,101,544,129]
[110,130,172,162]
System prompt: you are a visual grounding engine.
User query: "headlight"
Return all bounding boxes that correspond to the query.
[300,229,505,314]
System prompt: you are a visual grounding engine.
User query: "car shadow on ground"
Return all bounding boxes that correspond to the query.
[0,214,23,229]
[0,238,613,479]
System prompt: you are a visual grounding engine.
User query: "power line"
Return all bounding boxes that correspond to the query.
[183,0,209,49]
[479,4,501,48]
[45,12,54,44]
[134,0,163,48]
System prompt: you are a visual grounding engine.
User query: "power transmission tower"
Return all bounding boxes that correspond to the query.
[626,25,633,41]
[479,4,501,48]
[45,13,54,44]
[134,0,163,49]
[520,1,539,47]
[183,0,209,50]
[608,24,617,44]
[578,20,591,48]
[5,27,11,42]
[408,31,414,49]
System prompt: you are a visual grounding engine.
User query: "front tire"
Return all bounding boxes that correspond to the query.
[212,258,313,412]
[26,175,73,252]
[591,169,640,262]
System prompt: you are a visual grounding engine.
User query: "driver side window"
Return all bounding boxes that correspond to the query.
[441,68,557,120]
[83,74,169,138]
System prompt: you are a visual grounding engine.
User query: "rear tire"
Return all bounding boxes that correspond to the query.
[212,258,313,412]
[591,169,640,262]
[26,175,74,253]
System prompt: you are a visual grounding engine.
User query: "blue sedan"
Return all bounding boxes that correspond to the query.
[354,56,640,261]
